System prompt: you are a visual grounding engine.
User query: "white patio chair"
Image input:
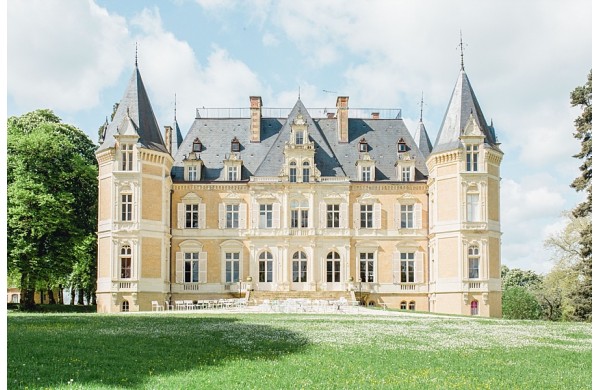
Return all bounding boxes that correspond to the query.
[151,301,164,311]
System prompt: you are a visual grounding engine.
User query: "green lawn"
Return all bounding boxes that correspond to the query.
[8,311,591,389]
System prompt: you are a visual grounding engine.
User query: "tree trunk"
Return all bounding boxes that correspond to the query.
[91,292,97,306]
[19,272,37,310]
[70,288,75,306]
[47,285,56,305]
[58,284,64,305]
[77,288,85,305]
[85,290,91,306]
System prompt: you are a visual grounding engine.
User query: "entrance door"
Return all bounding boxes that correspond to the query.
[291,251,308,291]
[325,251,342,290]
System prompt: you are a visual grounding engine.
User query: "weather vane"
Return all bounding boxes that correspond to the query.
[457,31,467,70]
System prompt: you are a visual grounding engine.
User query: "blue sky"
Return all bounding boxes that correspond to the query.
[6,0,592,273]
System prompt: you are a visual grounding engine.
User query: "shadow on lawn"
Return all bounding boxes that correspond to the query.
[8,315,310,388]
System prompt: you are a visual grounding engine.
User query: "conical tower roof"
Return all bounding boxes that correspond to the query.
[432,70,498,154]
[97,66,168,153]
[414,120,433,159]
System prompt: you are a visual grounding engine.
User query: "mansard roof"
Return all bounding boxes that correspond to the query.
[97,67,168,154]
[172,101,428,181]
[432,70,498,154]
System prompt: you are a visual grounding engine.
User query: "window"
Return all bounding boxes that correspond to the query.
[295,131,304,145]
[227,166,238,181]
[121,144,133,171]
[327,204,340,228]
[121,194,132,221]
[188,166,198,181]
[400,301,407,310]
[231,137,240,152]
[289,161,297,183]
[358,138,368,152]
[409,301,416,311]
[192,138,202,152]
[185,204,198,228]
[468,246,480,279]
[302,161,310,182]
[226,204,239,228]
[471,300,479,315]
[400,253,415,283]
[326,252,341,283]
[121,300,129,312]
[258,252,273,282]
[359,252,374,283]
[259,204,273,228]
[401,166,411,181]
[120,245,132,279]
[466,144,479,172]
[225,252,240,283]
[466,193,480,222]
[360,204,373,228]
[291,200,309,228]
[292,251,307,282]
[184,252,199,283]
[400,205,414,228]
[361,166,371,182]
[397,140,408,152]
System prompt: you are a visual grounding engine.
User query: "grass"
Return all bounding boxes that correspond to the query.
[8,311,591,389]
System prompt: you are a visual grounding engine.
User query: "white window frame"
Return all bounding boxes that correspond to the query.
[302,161,310,183]
[120,245,132,279]
[224,252,240,283]
[292,251,308,283]
[259,204,273,228]
[185,204,199,228]
[175,242,207,284]
[258,251,274,283]
[218,202,247,229]
[468,245,480,279]
[361,166,371,182]
[401,166,411,181]
[466,144,479,172]
[289,161,297,183]
[188,165,198,181]
[121,144,134,171]
[327,204,340,228]
[290,199,309,228]
[326,251,341,283]
[177,194,206,229]
[466,193,480,222]
[227,165,238,181]
[359,252,376,283]
[392,250,424,284]
[121,193,133,222]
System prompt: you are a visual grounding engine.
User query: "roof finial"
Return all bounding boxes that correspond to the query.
[298,86,301,100]
[458,31,465,71]
[135,42,138,67]
[419,91,424,122]
[174,93,177,121]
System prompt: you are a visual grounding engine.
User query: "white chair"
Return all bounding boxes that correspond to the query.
[165,301,174,311]
[151,301,164,311]
[175,300,185,310]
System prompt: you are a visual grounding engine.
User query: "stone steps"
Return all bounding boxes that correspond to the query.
[248,290,353,305]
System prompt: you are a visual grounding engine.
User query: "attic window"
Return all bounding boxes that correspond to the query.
[231,137,240,152]
[192,138,202,152]
[358,138,368,152]
[397,139,408,152]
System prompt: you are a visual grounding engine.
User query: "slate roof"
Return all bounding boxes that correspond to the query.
[97,67,168,154]
[413,121,433,159]
[172,98,428,181]
[171,119,184,155]
[432,69,498,154]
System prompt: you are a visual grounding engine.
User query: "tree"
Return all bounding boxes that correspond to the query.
[501,266,543,290]
[502,286,542,320]
[7,110,98,309]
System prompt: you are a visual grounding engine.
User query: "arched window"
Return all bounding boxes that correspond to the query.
[258,251,273,283]
[121,300,129,312]
[468,246,480,279]
[302,161,310,182]
[120,245,132,279]
[289,161,297,183]
[471,300,479,315]
[326,251,341,283]
[400,301,407,310]
[409,301,416,311]
[292,251,307,283]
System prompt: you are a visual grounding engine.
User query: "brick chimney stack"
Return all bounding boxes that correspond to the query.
[250,96,262,143]
[336,96,349,143]
[164,125,173,154]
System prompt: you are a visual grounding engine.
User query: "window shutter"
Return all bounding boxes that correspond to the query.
[415,251,424,283]
[374,203,382,229]
[252,202,259,229]
[319,202,326,228]
[273,203,280,229]
[218,203,225,229]
[353,203,360,229]
[340,203,348,228]
[394,203,401,229]
[199,203,206,229]
[199,252,207,283]
[175,252,183,283]
[177,203,184,229]
[414,203,422,229]
[239,203,247,229]
[392,252,400,284]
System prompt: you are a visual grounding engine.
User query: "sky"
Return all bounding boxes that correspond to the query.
[5,0,593,274]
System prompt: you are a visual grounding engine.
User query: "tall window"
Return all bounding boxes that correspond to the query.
[361,166,371,181]
[471,300,479,315]
[258,252,273,282]
[188,166,198,181]
[295,131,304,145]
[327,204,340,228]
[401,204,414,228]
[401,166,411,181]
[259,204,273,228]
[227,166,238,181]
[226,204,239,228]
[120,245,132,279]
[121,194,132,221]
[468,246,480,279]
[360,204,373,228]
[291,200,308,228]
[121,144,133,171]
[302,161,310,182]
[326,252,341,283]
[466,193,480,222]
[292,251,307,283]
[400,252,415,283]
[184,252,199,283]
[466,144,479,172]
[121,300,129,312]
[289,161,297,183]
[225,252,240,283]
[185,204,198,228]
[359,252,374,283]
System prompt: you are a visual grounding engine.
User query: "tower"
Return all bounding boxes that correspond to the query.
[96,64,173,313]
[426,68,503,317]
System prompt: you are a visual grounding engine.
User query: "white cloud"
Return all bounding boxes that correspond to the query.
[8,0,130,112]
[262,32,279,47]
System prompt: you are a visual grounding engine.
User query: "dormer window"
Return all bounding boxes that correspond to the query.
[358,138,368,152]
[231,137,240,152]
[295,131,304,145]
[397,139,408,153]
[192,138,202,152]
[121,144,134,171]
[466,144,479,172]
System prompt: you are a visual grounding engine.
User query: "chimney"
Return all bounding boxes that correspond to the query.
[371,112,380,120]
[164,125,173,154]
[336,96,349,143]
[250,96,262,143]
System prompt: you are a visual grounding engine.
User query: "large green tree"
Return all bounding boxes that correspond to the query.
[7,110,98,309]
